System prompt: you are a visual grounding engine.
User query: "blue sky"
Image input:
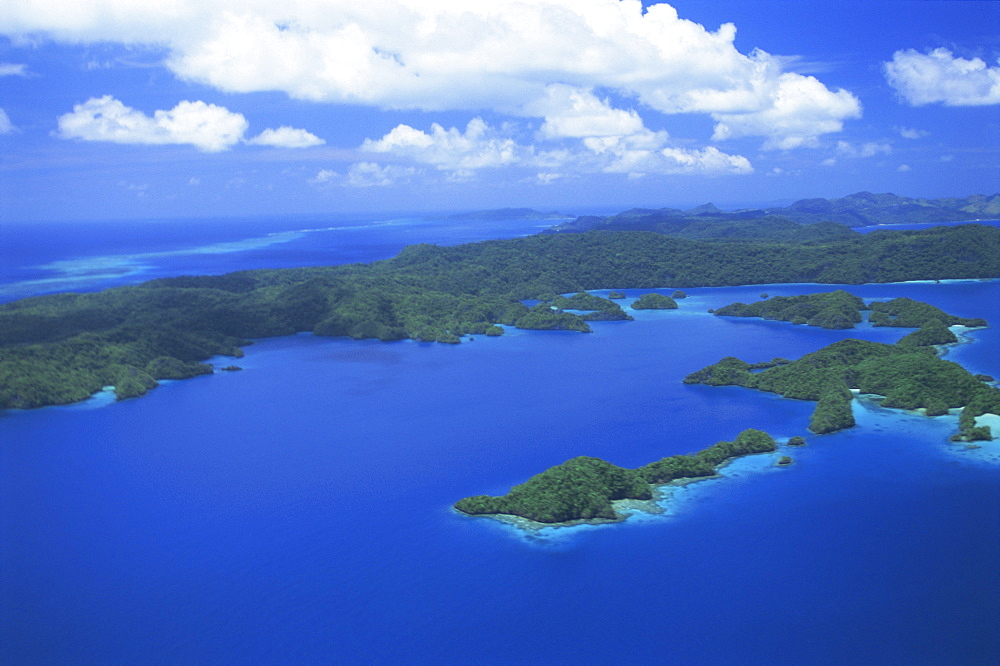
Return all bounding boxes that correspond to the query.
[1,0,998,221]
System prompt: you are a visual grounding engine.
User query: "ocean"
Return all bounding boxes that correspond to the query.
[1,214,999,664]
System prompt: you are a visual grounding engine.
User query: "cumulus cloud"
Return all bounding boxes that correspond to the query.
[835,141,892,158]
[57,96,249,151]
[885,48,1000,106]
[247,126,325,148]
[345,162,417,187]
[56,95,322,151]
[361,114,751,178]
[711,72,861,149]
[0,109,13,134]
[894,126,928,139]
[0,62,28,77]
[362,118,523,170]
[1,0,861,149]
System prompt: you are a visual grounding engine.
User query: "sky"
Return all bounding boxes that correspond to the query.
[0,0,998,221]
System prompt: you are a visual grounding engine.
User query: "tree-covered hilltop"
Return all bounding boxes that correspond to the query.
[454,430,776,524]
[712,291,987,331]
[868,297,987,328]
[630,293,678,310]
[713,290,867,329]
[547,292,633,321]
[2,223,999,410]
[684,338,1000,438]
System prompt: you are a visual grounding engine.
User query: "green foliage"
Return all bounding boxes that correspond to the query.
[787,436,806,446]
[671,290,688,299]
[896,320,959,347]
[607,291,626,299]
[548,292,633,321]
[868,297,987,328]
[714,290,867,329]
[809,383,855,434]
[2,223,999,410]
[454,456,652,523]
[513,304,591,332]
[457,430,777,523]
[686,338,1000,437]
[631,293,678,310]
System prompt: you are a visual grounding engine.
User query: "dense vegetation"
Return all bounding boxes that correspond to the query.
[685,338,1000,438]
[713,290,866,329]
[454,429,776,523]
[713,291,986,331]
[867,297,987,328]
[630,293,678,310]
[2,224,999,410]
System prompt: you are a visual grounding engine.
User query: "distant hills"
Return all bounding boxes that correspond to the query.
[544,192,1000,238]
[442,207,570,221]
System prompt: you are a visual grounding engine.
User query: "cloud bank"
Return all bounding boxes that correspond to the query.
[885,48,1000,106]
[2,0,861,156]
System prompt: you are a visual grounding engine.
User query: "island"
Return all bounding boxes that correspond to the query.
[454,429,777,524]
[712,291,986,330]
[684,338,1000,439]
[630,293,679,310]
[1,222,999,410]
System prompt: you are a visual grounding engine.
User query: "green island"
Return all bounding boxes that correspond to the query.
[2,223,999,410]
[684,338,1000,439]
[712,290,987,330]
[454,429,777,524]
[631,292,678,310]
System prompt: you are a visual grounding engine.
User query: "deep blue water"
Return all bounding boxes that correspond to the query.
[1,216,999,664]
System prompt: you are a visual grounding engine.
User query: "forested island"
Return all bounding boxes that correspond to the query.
[712,290,988,330]
[685,338,1000,438]
[2,223,999,410]
[454,429,778,524]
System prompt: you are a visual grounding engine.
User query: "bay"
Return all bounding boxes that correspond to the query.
[1,216,999,664]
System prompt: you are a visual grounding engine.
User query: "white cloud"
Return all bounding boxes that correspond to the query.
[56,96,322,152]
[0,62,28,77]
[0,0,861,149]
[57,96,248,151]
[835,140,891,158]
[361,118,753,182]
[0,109,13,134]
[885,48,1000,106]
[898,164,911,172]
[711,72,861,149]
[894,126,928,139]
[361,114,751,178]
[527,85,647,140]
[309,169,339,185]
[247,126,325,148]
[362,118,522,170]
[345,162,417,187]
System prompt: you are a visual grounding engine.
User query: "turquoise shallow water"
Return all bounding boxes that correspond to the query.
[1,217,999,663]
